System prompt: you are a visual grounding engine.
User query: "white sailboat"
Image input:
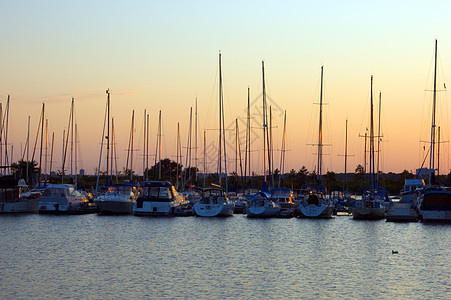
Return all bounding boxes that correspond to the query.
[245,60,280,217]
[193,51,235,217]
[297,66,334,218]
[352,76,385,220]
[417,40,451,222]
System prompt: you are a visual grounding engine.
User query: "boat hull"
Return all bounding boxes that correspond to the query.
[385,203,418,222]
[193,202,234,217]
[352,207,385,220]
[246,205,280,218]
[297,204,334,218]
[0,199,39,213]
[96,200,134,214]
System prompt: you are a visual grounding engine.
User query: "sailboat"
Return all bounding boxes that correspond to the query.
[296,66,334,218]
[193,51,235,217]
[246,60,280,218]
[352,76,385,220]
[416,40,451,222]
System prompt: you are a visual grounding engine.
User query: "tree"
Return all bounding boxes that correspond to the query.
[10,160,39,185]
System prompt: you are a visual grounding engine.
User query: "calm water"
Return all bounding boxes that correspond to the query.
[0,214,449,299]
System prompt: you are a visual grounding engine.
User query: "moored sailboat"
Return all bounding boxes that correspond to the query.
[297,66,334,219]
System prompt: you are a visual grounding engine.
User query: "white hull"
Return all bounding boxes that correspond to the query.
[385,203,418,222]
[0,199,39,213]
[352,206,385,220]
[193,202,234,217]
[133,201,187,216]
[420,210,451,222]
[297,204,333,218]
[246,205,280,218]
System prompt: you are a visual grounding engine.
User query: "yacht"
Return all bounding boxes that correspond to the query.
[38,184,94,214]
[95,183,137,214]
[417,186,451,222]
[193,187,235,217]
[352,192,386,220]
[133,181,191,216]
[385,180,423,222]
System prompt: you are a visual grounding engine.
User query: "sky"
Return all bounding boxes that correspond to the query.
[0,0,450,177]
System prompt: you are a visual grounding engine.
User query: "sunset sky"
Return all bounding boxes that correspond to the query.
[0,0,450,177]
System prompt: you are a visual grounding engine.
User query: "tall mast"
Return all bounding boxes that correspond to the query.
[106,89,110,186]
[317,66,323,184]
[176,122,180,189]
[75,123,78,186]
[184,107,192,188]
[70,98,74,181]
[377,91,382,188]
[5,96,10,172]
[429,39,438,183]
[61,130,65,184]
[344,119,348,190]
[26,116,30,184]
[130,110,135,182]
[146,113,149,181]
[143,109,146,180]
[112,118,118,183]
[38,103,44,186]
[195,98,198,184]
[279,110,287,188]
[269,106,273,189]
[50,132,54,180]
[158,110,162,180]
[218,51,223,185]
[203,130,206,187]
[244,87,250,185]
[235,118,238,184]
[44,119,48,183]
[370,75,375,191]
[262,61,267,183]
[437,126,441,177]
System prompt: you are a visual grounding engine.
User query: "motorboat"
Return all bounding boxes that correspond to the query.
[193,187,235,217]
[38,184,95,214]
[133,181,191,216]
[417,186,451,222]
[95,183,137,214]
[385,180,422,222]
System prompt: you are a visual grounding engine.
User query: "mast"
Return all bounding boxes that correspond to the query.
[429,39,438,183]
[158,110,162,180]
[370,75,375,191]
[344,119,348,190]
[96,97,108,192]
[44,119,48,184]
[203,130,206,187]
[244,87,250,186]
[176,122,180,189]
[49,132,54,180]
[279,110,287,188]
[269,106,274,189]
[130,110,135,182]
[38,103,44,186]
[262,61,267,184]
[61,130,65,184]
[5,96,10,172]
[317,66,324,184]
[112,118,118,183]
[143,109,146,181]
[26,116,30,184]
[437,126,440,177]
[106,89,110,186]
[377,91,382,188]
[75,123,78,187]
[218,51,223,186]
[184,107,192,188]
[70,98,74,182]
[146,113,149,181]
[195,98,198,184]
[235,118,238,184]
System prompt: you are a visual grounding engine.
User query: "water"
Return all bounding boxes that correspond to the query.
[0,214,449,299]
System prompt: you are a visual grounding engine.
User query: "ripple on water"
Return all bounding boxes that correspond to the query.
[0,214,449,299]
